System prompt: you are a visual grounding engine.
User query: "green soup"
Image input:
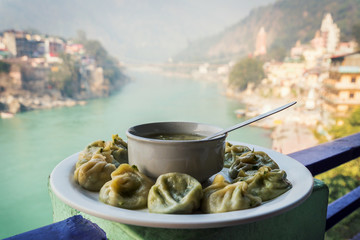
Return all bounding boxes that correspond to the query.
[146,133,205,140]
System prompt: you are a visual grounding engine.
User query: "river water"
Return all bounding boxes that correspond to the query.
[0,71,271,238]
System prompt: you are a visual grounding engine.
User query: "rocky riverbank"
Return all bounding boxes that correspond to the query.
[0,93,86,118]
[0,60,129,118]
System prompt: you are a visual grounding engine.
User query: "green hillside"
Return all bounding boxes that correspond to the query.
[174,0,360,63]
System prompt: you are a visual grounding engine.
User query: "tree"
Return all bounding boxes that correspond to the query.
[73,30,123,85]
[102,55,123,85]
[83,40,108,66]
[316,107,360,239]
[0,61,11,73]
[352,23,360,49]
[49,54,80,98]
[329,107,360,139]
[266,44,287,62]
[228,57,265,91]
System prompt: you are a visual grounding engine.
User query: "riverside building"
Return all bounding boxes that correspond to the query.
[322,52,360,115]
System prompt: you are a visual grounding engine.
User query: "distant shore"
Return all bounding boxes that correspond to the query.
[225,88,319,154]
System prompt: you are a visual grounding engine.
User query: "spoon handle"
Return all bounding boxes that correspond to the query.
[204,101,297,140]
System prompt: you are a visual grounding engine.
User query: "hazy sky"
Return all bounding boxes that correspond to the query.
[0,0,275,62]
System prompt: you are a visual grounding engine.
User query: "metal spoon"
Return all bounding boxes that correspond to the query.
[203,101,297,140]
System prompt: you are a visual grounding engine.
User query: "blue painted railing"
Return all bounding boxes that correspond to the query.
[289,132,360,231]
[6,215,107,240]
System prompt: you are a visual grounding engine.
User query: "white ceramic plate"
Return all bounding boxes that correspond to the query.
[50,142,313,229]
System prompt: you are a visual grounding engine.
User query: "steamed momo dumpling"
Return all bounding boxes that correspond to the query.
[104,134,128,165]
[76,135,128,169]
[244,166,291,201]
[201,174,262,213]
[76,140,108,168]
[228,151,279,179]
[99,164,154,209]
[76,140,115,169]
[74,153,116,191]
[148,173,203,214]
[224,142,251,168]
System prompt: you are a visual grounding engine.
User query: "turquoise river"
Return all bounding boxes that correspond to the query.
[0,71,271,238]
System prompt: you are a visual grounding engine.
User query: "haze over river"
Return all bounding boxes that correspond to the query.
[0,71,271,238]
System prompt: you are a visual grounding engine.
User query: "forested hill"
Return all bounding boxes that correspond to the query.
[174,0,360,63]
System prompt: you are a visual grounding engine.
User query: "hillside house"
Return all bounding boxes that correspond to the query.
[322,52,360,114]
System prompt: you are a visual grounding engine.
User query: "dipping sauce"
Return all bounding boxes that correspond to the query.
[146,133,205,141]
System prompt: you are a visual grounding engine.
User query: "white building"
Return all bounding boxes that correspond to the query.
[254,27,267,56]
[320,13,340,54]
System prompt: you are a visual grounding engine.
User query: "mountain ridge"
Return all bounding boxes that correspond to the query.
[0,0,275,62]
[174,0,360,63]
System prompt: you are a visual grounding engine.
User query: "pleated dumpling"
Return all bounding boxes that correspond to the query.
[244,166,292,201]
[74,153,116,191]
[104,134,128,165]
[228,151,279,179]
[148,173,203,214]
[76,140,110,168]
[76,135,128,169]
[99,164,154,209]
[201,174,262,213]
[224,142,251,168]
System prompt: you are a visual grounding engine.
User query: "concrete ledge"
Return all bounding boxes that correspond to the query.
[49,179,328,240]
